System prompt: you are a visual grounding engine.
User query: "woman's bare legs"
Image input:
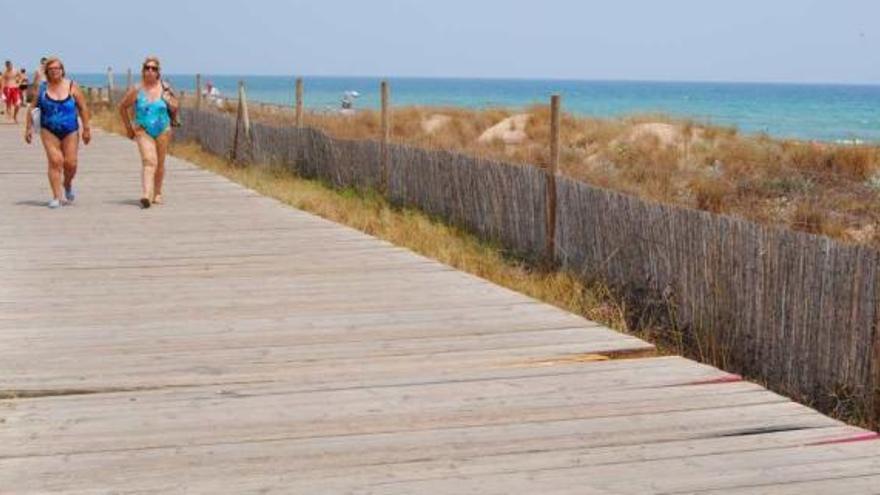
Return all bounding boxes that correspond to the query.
[61,131,79,198]
[134,132,158,206]
[40,129,65,202]
[153,130,171,203]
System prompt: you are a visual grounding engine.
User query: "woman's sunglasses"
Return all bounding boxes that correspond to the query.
[143,65,160,72]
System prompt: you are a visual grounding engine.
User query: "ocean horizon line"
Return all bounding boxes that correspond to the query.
[73,71,880,89]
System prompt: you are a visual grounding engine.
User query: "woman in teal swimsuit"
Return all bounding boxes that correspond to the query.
[118,56,178,208]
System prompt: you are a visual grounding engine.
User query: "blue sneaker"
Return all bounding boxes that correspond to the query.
[65,186,76,202]
[47,199,61,209]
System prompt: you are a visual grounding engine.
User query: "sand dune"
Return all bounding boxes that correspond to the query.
[421,114,452,134]
[478,114,529,144]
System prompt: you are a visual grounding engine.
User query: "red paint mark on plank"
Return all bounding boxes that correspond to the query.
[807,432,880,446]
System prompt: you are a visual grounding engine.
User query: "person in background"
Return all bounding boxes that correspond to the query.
[205,80,222,108]
[24,57,92,209]
[18,68,29,104]
[30,57,48,100]
[118,56,178,209]
[2,60,22,122]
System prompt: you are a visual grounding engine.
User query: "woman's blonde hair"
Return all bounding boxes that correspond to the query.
[142,56,161,74]
[44,56,65,77]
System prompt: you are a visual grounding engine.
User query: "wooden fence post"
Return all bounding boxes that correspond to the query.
[106,67,114,106]
[195,73,202,110]
[295,78,304,128]
[380,80,391,195]
[545,94,561,264]
[232,81,251,164]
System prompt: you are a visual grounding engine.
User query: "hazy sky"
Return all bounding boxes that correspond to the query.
[5,0,879,83]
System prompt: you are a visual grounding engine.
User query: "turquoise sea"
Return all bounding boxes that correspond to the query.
[73,74,880,143]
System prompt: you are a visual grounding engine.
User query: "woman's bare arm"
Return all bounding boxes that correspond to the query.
[71,82,91,145]
[118,87,138,139]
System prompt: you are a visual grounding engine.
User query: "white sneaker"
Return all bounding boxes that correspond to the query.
[47,199,62,209]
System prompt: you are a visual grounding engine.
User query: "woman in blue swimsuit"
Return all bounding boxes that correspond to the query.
[24,57,92,209]
[118,56,178,208]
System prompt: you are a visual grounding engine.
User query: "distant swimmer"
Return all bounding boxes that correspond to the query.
[2,60,22,122]
[118,56,179,209]
[24,57,92,209]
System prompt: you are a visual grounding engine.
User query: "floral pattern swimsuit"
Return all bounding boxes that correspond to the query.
[135,88,170,139]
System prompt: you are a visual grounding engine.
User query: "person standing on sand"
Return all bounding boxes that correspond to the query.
[2,60,23,122]
[117,56,178,209]
[205,81,222,108]
[24,57,92,209]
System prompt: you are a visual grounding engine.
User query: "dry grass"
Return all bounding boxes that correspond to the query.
[91,108,126,134]
[224,100,880,248]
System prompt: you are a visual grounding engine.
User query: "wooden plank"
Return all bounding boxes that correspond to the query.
[0,389,825,459]
[699,475,880,494]
[1,426,864,493]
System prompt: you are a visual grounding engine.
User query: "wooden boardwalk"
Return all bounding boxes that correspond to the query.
[1,122,879,493]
